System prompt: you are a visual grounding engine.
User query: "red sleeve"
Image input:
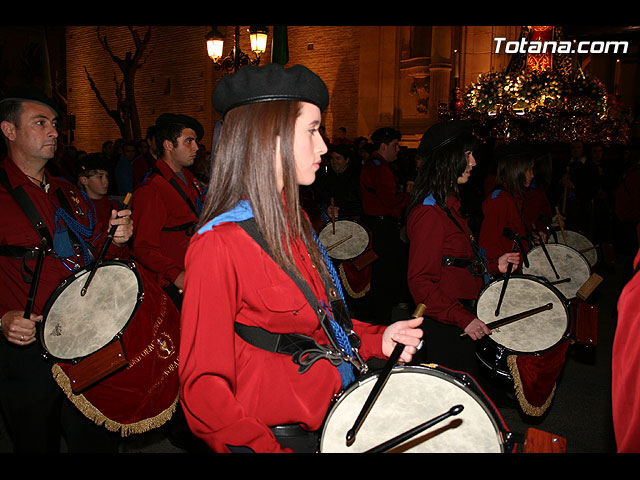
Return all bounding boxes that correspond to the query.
[479,193,519,275]
[612,248,640,452]
[407,206,476,330]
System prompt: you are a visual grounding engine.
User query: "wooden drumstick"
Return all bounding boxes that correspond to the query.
[24,237,47,319]
[331,197,336,234]
[81,192,132,296]
[461,303,554,337]
[555,206,567,244]
[325,234,353,252]
[345,303,426,446]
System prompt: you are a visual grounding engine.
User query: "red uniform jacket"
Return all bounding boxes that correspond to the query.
[479,188,528,275]
[179,208,385,453]
[130,159,203,288]
[359,153,408,217]
[612,248,640,452]
[523,185,553,234]
[0,157,127,319]
[407,195,482,330]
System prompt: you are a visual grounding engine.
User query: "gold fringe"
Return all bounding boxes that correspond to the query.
[507,355,556,417]
[52,363,178,437]
[338,263,370,299]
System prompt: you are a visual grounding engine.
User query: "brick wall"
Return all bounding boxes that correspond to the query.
[66,26,362,153]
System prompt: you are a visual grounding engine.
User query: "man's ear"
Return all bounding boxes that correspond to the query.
[0,121,16,141]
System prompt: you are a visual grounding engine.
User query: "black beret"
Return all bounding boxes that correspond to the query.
[155,113,204,142]
[0,84,61,117]
[371,127,401,146]
[212,63,329,117]
[78,153,110,174]
[417,120,474,157]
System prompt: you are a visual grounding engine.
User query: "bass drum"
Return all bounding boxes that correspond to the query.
[547,229,598,268]
[522,243,591,300]
[318,219,370,261]
[40,260,180,436]
[319,365,513,453]
[475,275,570,379]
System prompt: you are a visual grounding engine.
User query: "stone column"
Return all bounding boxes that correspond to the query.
[427,26,453,123]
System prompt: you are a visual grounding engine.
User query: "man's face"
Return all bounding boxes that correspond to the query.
[1,101,58,164]
[380,139,400,162]
[123,144,137,161]
[330,151,348,174]
[570,141,583,159]
[166,128,199,171]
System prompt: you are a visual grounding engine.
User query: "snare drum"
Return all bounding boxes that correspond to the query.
[548,229,598,267]
[522,243,591,300]
[41,260,180,435]
[475,275,570,379]
[319,365,512,453]
[318,219,370,261]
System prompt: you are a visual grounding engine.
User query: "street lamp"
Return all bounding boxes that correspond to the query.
[206,26,269,73]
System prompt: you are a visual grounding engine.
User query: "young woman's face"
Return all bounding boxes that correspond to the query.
[457,150,476,184]
[293,102,327,186]
[525,162,535,187]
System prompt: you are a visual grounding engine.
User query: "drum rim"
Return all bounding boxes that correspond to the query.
[476,274,571,357]
[318,364,512,453]
[318,218,371,261]
[38,259,144,364]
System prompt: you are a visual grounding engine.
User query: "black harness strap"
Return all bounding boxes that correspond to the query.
[234,218,363,374]
[151,166,200,236]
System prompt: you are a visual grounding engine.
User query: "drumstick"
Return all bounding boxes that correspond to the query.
[555,206,567,244]
[364,405,464,453]
[24,238,47,319]
[578,244,600,254]
[495,239,517,317]
[532,224,560,280]
[325,234,353,252]
[461,303,554,337]
[81,192,132,296]
[331,197,336,234]
[346,303,426,446]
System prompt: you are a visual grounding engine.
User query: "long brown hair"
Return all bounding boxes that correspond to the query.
[198,100,330,283]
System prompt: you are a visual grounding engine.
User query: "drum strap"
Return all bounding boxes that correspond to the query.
[236,217,365,386]
[438,204,493,283]
[0,167,55,283]
[161,222,197,236]
[151,166,203,218]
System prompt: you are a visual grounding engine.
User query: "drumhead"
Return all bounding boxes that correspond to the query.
[320,366,507,453]
[476,275,569,355]
[318,220,370,260]
[548,229,597,267]
[40,261,142,361]
[522,243,591,299]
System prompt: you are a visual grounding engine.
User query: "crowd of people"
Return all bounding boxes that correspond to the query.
[2,62,640,453]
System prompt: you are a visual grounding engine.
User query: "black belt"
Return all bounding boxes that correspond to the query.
[458,298,477,312]
[442,255,485,278]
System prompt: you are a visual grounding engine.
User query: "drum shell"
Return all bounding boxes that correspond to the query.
[475,275,570,379]
[318,365,513,453]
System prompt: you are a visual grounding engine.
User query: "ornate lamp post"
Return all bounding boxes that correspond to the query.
[206,26,269,73]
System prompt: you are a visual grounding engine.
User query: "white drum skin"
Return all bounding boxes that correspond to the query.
[40,261,142,362]
[548,229,597,267]
[522,243,591,300]
[475,275,570,378]
[319,366,509,453]
[318,220,370,260]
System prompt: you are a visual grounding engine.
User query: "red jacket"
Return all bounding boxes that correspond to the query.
[179,211,385,453]
[0,157,127,319]
[523,185,553,233]
[612,248,640,452]
[407,195,482,330]
[479,188,528,275]
[130,159,204,288]
[360,153,408,217]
